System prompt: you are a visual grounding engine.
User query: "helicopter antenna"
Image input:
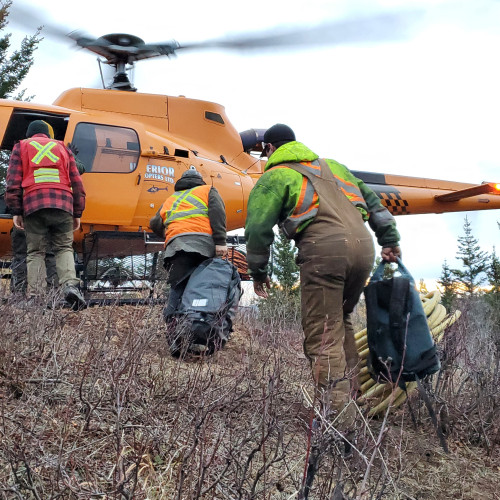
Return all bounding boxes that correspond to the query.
[97,58,105,89]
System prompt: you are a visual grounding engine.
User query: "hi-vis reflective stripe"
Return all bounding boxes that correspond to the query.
[29,141,60,164]
[34,168,61,184]
[164,187,208,222]
[275,160,320,219]
[333,175,365,203]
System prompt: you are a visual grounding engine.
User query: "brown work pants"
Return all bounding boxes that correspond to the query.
[298,230,374,428]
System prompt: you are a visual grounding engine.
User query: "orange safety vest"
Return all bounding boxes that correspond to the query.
[19,137,72,195]
[276,159,369,238]
[160,184,213,246]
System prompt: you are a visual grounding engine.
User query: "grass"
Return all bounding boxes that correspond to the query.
[0,287,498,499]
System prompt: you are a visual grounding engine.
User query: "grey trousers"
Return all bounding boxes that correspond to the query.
[10,226,58,292]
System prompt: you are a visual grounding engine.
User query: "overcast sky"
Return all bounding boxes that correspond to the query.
[6,0,500,286]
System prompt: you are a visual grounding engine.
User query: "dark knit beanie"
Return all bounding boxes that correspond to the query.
[181,169,202,180]
[26,120,50,138]
[263,123,296,145]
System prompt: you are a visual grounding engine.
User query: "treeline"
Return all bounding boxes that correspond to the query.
[438,216,500,309]
[263,216,500,319]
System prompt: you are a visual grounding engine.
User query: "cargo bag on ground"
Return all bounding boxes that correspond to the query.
[364,258,440,388]
[168,257,242,357]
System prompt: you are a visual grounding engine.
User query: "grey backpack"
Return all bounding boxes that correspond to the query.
[169,258,242,357]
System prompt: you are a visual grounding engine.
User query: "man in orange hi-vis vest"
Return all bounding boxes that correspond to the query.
[149,169,227,324]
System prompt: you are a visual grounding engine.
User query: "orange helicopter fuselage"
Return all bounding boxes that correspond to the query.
[0,87,499,260]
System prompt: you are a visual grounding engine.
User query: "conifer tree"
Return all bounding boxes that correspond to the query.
[485,246,500,336]
[486,247,500,295]
[257,231,300,327]
[0,0,42,184]
[438,259,457,309]
[271,229,299,294]
[451,216,487,295]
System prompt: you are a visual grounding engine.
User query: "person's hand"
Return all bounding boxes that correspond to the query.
[215,244,228,258]
[67,142,79,156]
[381,246,401,263]
[253,276,271,298]
[13,215,24,230]
[73,218,81,231]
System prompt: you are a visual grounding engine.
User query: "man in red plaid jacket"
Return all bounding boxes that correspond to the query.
[5,120,87,310]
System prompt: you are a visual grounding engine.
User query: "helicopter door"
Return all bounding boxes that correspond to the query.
[210,170,245,230]
[69,122,142,226]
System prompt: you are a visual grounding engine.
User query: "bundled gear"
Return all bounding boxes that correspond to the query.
[364,258,440,387]
[167,257,241,357]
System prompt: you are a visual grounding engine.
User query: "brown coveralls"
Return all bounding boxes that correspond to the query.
[292,160,375,427]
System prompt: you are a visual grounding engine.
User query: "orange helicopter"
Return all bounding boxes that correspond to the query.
[0,30,499,286]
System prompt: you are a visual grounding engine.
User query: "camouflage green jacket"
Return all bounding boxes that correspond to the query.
[244,141,400,280]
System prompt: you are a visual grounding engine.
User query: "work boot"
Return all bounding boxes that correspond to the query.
[341,431,356,459]
[63,285,87,311]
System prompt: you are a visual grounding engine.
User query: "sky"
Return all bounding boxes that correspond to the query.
[5,0,500,286]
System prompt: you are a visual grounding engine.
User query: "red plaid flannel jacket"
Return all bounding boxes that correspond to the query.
[5,135,86,218]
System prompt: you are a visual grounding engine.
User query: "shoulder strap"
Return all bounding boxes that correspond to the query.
[389,276,410,355]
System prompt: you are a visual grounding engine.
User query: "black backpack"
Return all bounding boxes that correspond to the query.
[169,257,242,357]
[364,258,440,388]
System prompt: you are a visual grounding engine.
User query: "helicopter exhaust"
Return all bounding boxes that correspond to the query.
[240,128,266,153]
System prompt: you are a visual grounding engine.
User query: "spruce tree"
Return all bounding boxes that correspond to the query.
[451,216,487,295]
[0,0,42,185]
[258,231,300,327]
[271,229,299,294]
[486,247,500,294]
[0,1,41,99]
[438,259,457,309]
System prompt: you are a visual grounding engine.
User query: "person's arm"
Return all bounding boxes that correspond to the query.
[5,143,24,216]
[149,208,166,239]
[68,153,86,218]
[67,143,86,174]
[244,177,285,282]
[207,187,227,244]
[357,181,401,261]
[208,187,228,256]
[357,181,400,245]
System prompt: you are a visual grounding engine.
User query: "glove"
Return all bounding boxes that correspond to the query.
[67,142,79,156]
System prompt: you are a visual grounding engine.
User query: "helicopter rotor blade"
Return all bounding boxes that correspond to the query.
[176,9,425,53]
[8,3,69,40]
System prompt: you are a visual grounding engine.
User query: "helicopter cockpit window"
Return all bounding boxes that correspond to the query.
[205,111,224,125]
[72,123,140,173]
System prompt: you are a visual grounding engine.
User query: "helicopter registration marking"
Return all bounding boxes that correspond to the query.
[145,164,175,184]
